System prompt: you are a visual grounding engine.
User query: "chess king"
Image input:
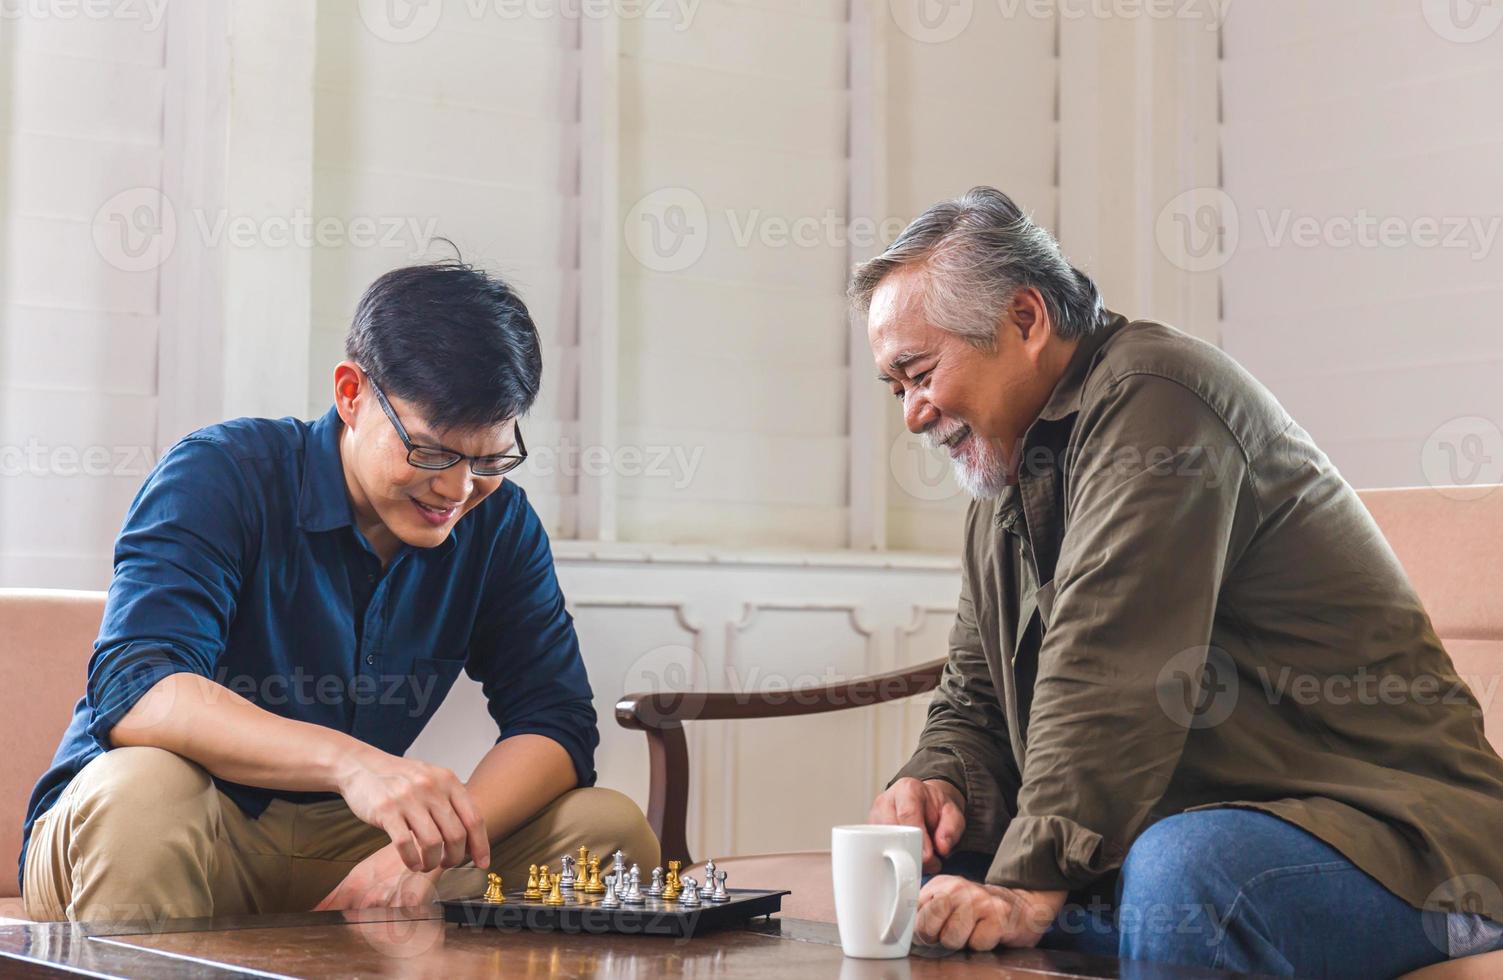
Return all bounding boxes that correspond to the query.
[857,188,1503,976]
[19,260,659,921]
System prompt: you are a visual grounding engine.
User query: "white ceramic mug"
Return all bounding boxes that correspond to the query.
[831,824,922,959]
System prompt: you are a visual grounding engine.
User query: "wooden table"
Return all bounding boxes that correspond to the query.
[0,907,1258,978]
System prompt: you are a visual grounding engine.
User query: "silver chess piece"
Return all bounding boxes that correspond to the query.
[710,869,730,903]
[559,854,576,890]
[610,849,627,893]
[600,879,622,909]
[699,859,718,899]
[647,866,665,897]
[624,865,645,906]
[678,875,700,907]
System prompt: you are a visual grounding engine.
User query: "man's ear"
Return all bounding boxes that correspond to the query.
[1009,288,1052,355]
[334,361,364,427]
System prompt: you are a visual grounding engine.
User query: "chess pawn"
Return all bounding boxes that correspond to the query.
[710,869,729,903]
[678,875,700,907]
[609,849,627,892]
[483,872,505,904]
[647,867,665,898]
[584,856,605,894]
[559,854,576,890]
[524,864,542,899]
[624,866,645,906]
[599,879,622,909]
[575,846,591,887]
[543,870,565,906]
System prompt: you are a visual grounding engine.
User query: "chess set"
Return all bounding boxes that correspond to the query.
[440,847,789,939]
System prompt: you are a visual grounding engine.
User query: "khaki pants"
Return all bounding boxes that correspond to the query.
[23,746,659,923]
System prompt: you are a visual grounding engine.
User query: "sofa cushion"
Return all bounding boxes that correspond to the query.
[0,590,106,903]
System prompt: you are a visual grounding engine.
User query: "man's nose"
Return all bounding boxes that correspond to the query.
[904,393,938,434]
[431,465,473,503]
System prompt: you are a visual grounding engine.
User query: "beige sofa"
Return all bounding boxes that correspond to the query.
[2,487,1500,977]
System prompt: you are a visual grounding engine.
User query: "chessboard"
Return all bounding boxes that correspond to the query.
[441,886,790,939]
[439,849,789,939]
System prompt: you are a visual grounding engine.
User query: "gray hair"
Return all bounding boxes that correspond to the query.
[849,186,1105,347]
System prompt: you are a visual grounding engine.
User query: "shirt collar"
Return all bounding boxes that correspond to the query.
[1034,309,1129,423]
[298,406,459,561]
[298,406,357,533]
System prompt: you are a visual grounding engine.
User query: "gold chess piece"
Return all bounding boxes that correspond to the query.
[524,863,542,899]
[543,870,565,906]
[575,845,590,887]
[483,872,505,904]
[584,855,605,894]
[663,860,683,900]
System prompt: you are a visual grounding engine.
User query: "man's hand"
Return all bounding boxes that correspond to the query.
[869,777,965,874]
[337,746,490,874]
[314,842,441,911]
[914,876,1066,952]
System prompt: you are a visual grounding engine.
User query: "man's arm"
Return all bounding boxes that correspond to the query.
[317,490,594,911]
[873,512,1021,870]
[113,673,489,874]
[915,374,1255,952]
[990,372,1256,891]
[92,437,486,876]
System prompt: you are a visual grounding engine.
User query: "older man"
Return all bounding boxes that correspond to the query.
[857,187,1503,977]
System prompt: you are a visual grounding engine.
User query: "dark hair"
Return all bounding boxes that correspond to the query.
[345,260,543,430]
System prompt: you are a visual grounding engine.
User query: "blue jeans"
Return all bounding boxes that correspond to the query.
[932,808,1456,978]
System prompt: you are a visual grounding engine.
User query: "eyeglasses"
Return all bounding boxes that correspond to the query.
[364,374,527,477]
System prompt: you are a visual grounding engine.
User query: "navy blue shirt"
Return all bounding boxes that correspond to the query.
[20,407,597,886]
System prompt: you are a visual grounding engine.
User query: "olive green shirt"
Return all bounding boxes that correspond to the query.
[895,312,1503,922]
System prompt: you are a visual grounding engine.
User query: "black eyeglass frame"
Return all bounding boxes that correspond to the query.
[363,373,527,477]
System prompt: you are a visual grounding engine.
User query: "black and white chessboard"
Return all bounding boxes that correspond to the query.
[441,887,790,939]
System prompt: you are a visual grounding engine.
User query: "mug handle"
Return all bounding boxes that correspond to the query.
[880,845,920,944]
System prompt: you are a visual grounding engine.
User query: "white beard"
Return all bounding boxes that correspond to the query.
[924,425,1009,500]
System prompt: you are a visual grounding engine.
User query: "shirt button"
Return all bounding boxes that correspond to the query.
[365,654,376,665]
[366,573,375,584]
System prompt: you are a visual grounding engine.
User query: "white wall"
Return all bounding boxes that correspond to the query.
[1218,0,1503,491]
[310,1,583,537]
[0,10,167,588]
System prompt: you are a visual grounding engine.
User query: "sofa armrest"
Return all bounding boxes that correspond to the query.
[614,657,946,863]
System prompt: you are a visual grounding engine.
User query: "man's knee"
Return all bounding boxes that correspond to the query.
[562,787,660,865]
[72,746,216,819]
[1116,813,1236,966]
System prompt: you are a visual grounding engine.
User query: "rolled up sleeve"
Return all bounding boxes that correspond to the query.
[988,373,1257,891]
[892,505,1021,851]
[469,487,598,788]
[86,438,254,748]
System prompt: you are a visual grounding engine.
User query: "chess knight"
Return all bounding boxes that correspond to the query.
[857,187,1503,975]
[19,263,660,922]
